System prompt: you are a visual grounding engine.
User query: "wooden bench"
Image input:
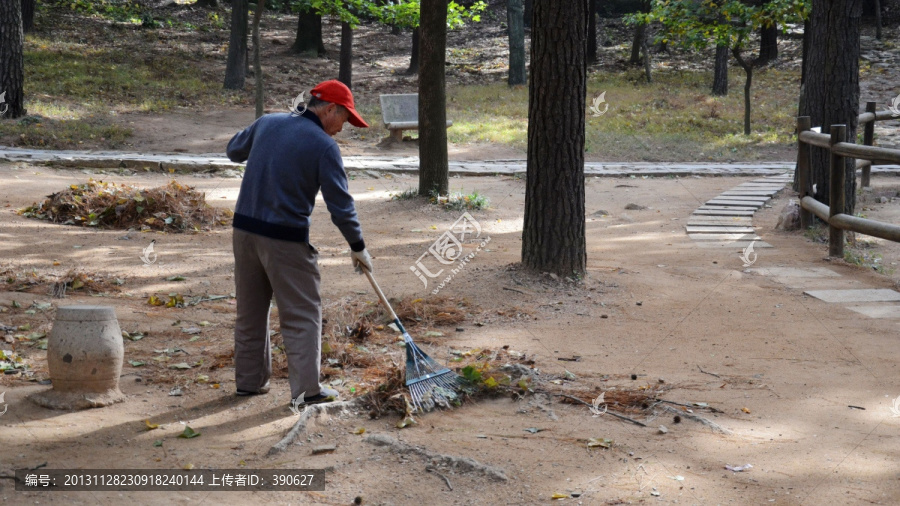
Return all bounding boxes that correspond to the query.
[379,93,453,142]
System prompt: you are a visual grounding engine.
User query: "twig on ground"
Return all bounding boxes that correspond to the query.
[426,465,453,491]
[502,286,530,295]
[556,394,648,427]
[657,404,731,434]
[697,365,722,378]
[651,398,724,414]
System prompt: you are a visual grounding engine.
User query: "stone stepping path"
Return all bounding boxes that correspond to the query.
[686,173,794,248]
[748,267,900,320]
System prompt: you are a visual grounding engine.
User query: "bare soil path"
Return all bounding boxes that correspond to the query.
[1,163,900,504]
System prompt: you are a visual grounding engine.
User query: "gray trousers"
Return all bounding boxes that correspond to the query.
[232,228,322,399]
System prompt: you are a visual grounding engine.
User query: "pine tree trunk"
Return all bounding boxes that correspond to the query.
[799,0,862,215]
[224,0,249,89]
[523,0,533,28]
[418,0,449,197]
[292,10,325,56]
[253,0,266,118]
[875,0,882,39]
[712,43,728,96]
[406,27,420,75]
[507,0,526,85]
[522,0,587,277]
[1,0,26,118]
[21,0,34,33]
[586,0,597,64]
[338,22,352,89]
[758,24,778,64]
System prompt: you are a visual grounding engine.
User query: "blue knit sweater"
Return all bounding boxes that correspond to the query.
[227,110,365,252]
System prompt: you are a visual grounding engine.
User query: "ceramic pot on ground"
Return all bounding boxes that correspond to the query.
[30,305,126,410]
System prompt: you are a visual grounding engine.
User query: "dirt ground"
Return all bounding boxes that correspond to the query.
[1,162,900,504]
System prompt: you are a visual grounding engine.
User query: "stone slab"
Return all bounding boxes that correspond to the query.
[706,200,764,207]
[803,289,900,303]
[846,305,900,319]
[689,233,762,241]
[694,241,773,248]
[693,210,756,216]
[686,226,757,233]
[698,205,759,211]
[687,221,754,227]
[747,267,841,278]
[774,277,867,290]
[720,191,779,196]
[711,195,772,201]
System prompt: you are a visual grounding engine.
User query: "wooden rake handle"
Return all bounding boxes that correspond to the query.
[361,268,400,322]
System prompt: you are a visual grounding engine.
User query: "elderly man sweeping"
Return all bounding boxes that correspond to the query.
[226,80,373,407]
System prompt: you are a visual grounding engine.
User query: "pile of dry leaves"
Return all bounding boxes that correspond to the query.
[18,179,232,232]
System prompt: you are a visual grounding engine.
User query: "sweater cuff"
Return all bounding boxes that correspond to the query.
[349,240,366,252]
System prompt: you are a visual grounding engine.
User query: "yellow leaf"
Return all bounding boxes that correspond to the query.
[742,407,751,414]
[483,377,498,388]
[148,295,163,306]
[430,225,437,230]
[239,460,246,466]
[183,463,194,470]
[145,420,159,430]
[552,492,569,500]
[353,427,366,435]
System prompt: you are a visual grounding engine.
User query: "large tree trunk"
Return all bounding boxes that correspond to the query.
[586,0,597,64]
[418,0,449,197]
[338,21,352,89]
[799,0,862,215]
[292,10,325,56]
[800,19,809,85]
[712,43,728,95]
[758,24,778,64]
[522,0,587,277]
[21,0,34,33]
[253,0,266,118]
[224,0,249,89]
[1,0,26,118]
[406,27,420,75]
[507,0,526,85]
[523,0,533,28]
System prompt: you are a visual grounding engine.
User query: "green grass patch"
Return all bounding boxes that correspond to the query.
[430,189,490,211]
[442,68,800,161]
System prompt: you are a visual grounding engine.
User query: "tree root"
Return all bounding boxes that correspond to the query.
[364,434,509,482]
[267,399,362,456]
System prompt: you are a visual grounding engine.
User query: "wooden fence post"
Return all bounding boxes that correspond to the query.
[862,101,876,188]
[828,124,847,258]
[797,116,812,229]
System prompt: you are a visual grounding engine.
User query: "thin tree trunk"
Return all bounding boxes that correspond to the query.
[292,10,325,55]
[641,35,651,82]
[418,0,449,197]
[799,0,862,215]
[507,0,526,86]
[253,0,266,118]
[630,22,645,65]
[338,21,352,89]
[522,0,588,277]
[1,0,26,118]
[406,27,420,75]
[586,0,597,64]
[758,24,778,64]
[712,44,728,95]
[733,47,752,135]
[874,0,882,39]
[21,0,34,33]
[224,0,249,89]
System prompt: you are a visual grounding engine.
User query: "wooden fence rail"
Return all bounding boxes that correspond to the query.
[796,106,900,258]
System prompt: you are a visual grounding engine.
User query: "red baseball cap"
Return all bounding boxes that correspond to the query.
[310,80,369,128]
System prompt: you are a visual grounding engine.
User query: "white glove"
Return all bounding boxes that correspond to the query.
[350,248,373,274]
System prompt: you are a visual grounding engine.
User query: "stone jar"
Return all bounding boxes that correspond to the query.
[30,305,126,410]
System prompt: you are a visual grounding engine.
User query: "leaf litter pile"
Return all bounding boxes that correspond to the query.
[18,179,233,232]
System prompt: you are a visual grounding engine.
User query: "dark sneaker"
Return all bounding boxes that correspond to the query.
[291,386,339,407]
[236,381,270,397]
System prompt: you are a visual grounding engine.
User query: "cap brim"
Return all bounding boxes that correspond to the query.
[347,107,369,128]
